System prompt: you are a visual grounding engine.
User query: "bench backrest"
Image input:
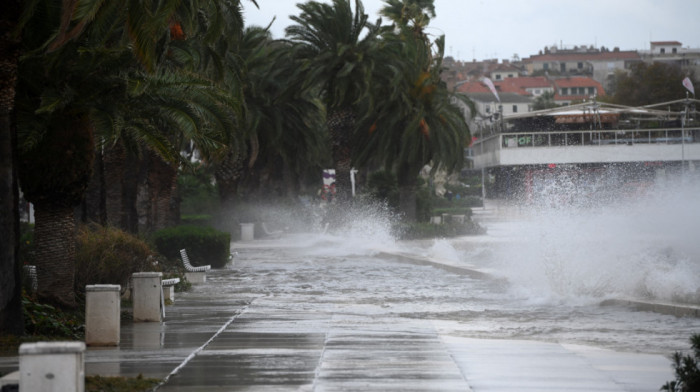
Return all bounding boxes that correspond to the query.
[180,249,193,268]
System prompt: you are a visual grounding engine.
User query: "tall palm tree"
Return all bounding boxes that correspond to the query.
[15,0,245,305]
[354,2,472,221]
[0,0,24,334]
[214,27,327,204]
[286,0,385,203]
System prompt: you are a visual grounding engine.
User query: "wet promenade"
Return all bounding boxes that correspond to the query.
[0,235,684,391]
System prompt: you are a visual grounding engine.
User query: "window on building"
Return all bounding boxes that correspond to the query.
[535,89,541,94]
[512,105,518,113]
[495,74,502,80]
[660,48,666,54]
[485,106,491,113]
[561,88,568,95]
[579,87,586,95]
[507,74,513,78]
[588,87,595,95]
[577,62,583,69]
[543,63,549,70]
[560,63,566,72]
[672,48,677,54]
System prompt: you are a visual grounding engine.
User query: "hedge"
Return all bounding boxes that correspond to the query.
[152,225,231,269]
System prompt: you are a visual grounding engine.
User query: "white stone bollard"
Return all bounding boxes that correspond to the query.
[85,284,121,346]
[240,223,255,241]
[131,272,162,322]
[19,341,85,392]
[430,216,442,224]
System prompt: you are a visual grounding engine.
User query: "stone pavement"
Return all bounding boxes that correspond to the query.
[0,241,678,391]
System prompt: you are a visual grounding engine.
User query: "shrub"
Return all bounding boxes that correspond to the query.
[75,225,159,295]
[180,214,213,226]
[23,294,84,340]
[152,225,230,269]
[395,221,484,240]
[662,334,700,392]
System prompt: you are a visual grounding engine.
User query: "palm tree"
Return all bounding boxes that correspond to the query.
[354,1,472,221]
[286,0,385,203]
[15,0,245,305]
[214,27,327,204]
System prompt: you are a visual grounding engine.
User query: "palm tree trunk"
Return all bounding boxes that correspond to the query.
[327,108,355,204]
[34,202,77,307]
[396,162,423,222]
[0,0,25,333]
[215,148,245,208]
[146,151,178,231]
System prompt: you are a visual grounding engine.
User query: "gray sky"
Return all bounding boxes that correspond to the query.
[243,0,700,61]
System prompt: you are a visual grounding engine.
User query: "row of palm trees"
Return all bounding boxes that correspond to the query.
[0,0,471,328]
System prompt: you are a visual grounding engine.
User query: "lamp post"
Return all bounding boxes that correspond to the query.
[681,92,689,176]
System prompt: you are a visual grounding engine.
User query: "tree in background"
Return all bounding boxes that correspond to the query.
[532,91,557,111]
[0,0,23,334]
[14,0,246,306]
[608,62,696,106]
[354,0,472,221]
[213,27,327,206]
[286,0,385,204]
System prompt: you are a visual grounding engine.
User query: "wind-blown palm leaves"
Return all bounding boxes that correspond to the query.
[355,0,472,221]
[286,0,385,203]
[15,0,248,306]
[214,27,327,203]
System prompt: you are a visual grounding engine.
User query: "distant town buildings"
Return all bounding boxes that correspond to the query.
[445,41,700,134]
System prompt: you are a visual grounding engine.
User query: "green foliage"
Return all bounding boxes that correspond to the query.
[532,91,557,111]
[367,170,399,207]
[22,295,84,340]
[432,194,483,208]
[609,62,696,106]
[86,374,160,392]
[396,221,483,240]
[152,225,231,269]
[75,225,159,295]
[662,334,700,392]
[180,215,214,226]
[415,184,433,222]
[179,166,219,216]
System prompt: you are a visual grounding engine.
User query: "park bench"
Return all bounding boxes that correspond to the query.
[180,248,210,283]
[261,222,283,238]
[162,277,180,302]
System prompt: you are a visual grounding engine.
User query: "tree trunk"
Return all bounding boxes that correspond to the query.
[396,162,423,222]
[34,203,77,307]
[0,0,24,334]
[327,108,355,204]
[81,142,106,225]
[214,147,245,206]
[104,141,127,228]
[146,151,178,231]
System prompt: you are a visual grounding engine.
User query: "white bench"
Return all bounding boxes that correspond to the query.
[162,278,180,302]
[261,222,283,238]
[180,249,210,283]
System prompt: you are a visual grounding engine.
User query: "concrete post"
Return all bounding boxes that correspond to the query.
[240,223,255,241]
[19,341,85,392]
[85,284,121,346]
[131,272,162,322]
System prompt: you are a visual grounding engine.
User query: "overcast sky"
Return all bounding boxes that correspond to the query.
[243,0,700,62]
